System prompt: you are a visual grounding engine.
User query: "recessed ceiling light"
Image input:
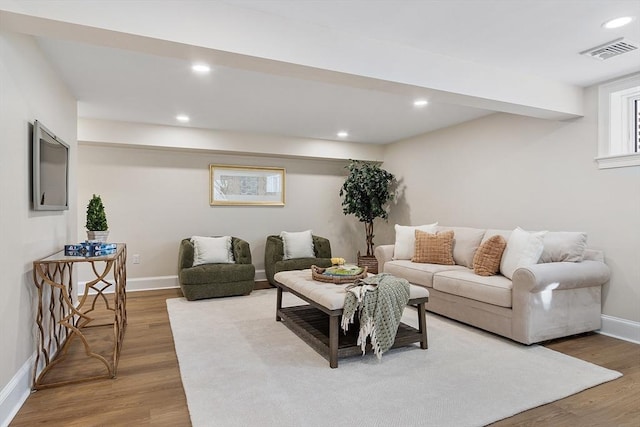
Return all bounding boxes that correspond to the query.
[337,131,349,138]
[176,114,190,123]
[191,63,211,73]
[413,99,429,107]
[602,16,634,29]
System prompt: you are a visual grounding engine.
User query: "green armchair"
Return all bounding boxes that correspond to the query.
[178,237,255,300]
[264,234,332,286]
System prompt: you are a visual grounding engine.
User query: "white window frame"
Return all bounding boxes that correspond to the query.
[596,73,640,169]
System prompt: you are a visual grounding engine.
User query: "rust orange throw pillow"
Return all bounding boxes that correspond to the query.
[473,235,507,276]
[412,230,455,265]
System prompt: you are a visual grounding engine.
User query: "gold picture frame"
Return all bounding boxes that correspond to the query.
[209,164,285,206]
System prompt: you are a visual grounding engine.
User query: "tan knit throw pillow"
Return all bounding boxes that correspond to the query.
[412,230,455,265]
[473,235,507,276]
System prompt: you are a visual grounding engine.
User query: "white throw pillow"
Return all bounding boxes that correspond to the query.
[191,236,234,266]
[393,222,438,260]
[280,230,315,260]
[500,227,547,279]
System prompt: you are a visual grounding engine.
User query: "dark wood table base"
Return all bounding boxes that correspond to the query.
[275,283,428,368]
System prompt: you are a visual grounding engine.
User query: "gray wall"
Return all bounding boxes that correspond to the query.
[0,30,77,406]
[77,145,365,282]
[381,85,640,322]
[77,83,640,323]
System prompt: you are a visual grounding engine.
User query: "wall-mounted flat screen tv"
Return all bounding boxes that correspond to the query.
[32,120,69,211]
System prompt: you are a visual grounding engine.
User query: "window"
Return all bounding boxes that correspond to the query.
[635,98,640,153]
[597,73,640,169]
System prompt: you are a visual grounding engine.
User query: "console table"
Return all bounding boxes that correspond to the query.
[32,244,127,389]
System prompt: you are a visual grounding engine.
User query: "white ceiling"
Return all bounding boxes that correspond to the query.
[36,37,494,144]
[4,0,640,144]
[229,0,640,87]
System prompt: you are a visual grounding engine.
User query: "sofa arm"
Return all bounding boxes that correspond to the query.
[511,260,609,344]
[264,235,284,285]
[312,235,332,258]
[178,239,194,270]
[512,260,610,293]
[374,245,395,272]
[232,237,252,265]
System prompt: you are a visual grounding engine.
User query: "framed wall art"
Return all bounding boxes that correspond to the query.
[209,164,285,206]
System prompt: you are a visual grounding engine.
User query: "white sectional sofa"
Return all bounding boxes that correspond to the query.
[375,225,611,344]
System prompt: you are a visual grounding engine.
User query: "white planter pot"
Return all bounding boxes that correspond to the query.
[87,230,109,242]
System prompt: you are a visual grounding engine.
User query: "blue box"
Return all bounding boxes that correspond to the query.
[89,243,117,251]
[65,249,89,257]
[92,248,117,257]
[64,242,117,257]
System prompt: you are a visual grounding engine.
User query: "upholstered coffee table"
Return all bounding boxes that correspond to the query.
[273,269,429,368]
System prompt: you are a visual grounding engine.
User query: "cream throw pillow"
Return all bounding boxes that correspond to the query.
[393,222,438,260]
[500,227,547,279]
[191,236,234,266]
[280,230,315,260]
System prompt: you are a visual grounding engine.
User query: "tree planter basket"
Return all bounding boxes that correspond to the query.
[357,252,378,274]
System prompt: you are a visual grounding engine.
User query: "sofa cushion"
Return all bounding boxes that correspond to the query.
[393,223,438,260]
[412,230,455,265]
[180,263,255,285]
[438,226,486,268]
[539,232,587,263]
[191,235,234,266]
[383,260,466,287]
[473,235,507,276]
[280,230,315,260]
[500,227,547,279]
[433,270,513,308]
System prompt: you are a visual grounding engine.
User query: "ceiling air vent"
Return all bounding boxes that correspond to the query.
[580,38,639,60]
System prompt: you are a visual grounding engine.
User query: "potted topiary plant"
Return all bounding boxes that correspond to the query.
[339,160,395,273]
[86,194,109,242]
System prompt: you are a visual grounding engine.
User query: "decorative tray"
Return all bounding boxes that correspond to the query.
[311,264,368,284]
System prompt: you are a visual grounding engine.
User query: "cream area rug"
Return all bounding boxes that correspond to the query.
[167,289,621,427]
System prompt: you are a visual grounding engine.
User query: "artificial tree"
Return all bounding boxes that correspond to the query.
[339,160,395,257]
[85,194,108,237]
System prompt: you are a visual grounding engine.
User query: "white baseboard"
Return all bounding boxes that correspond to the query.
[78,275,179,294]
[255,269,266,282]
[0,355,33,427]
[79,270,268,294]
[598,314,640,344]
[125,275,180,292]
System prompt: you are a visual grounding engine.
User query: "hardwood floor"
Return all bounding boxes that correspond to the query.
[10,288,640,426]
[492,332,640,426]
[11,288,191,427]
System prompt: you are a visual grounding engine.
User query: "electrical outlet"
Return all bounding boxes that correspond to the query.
[132,254,140,264]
